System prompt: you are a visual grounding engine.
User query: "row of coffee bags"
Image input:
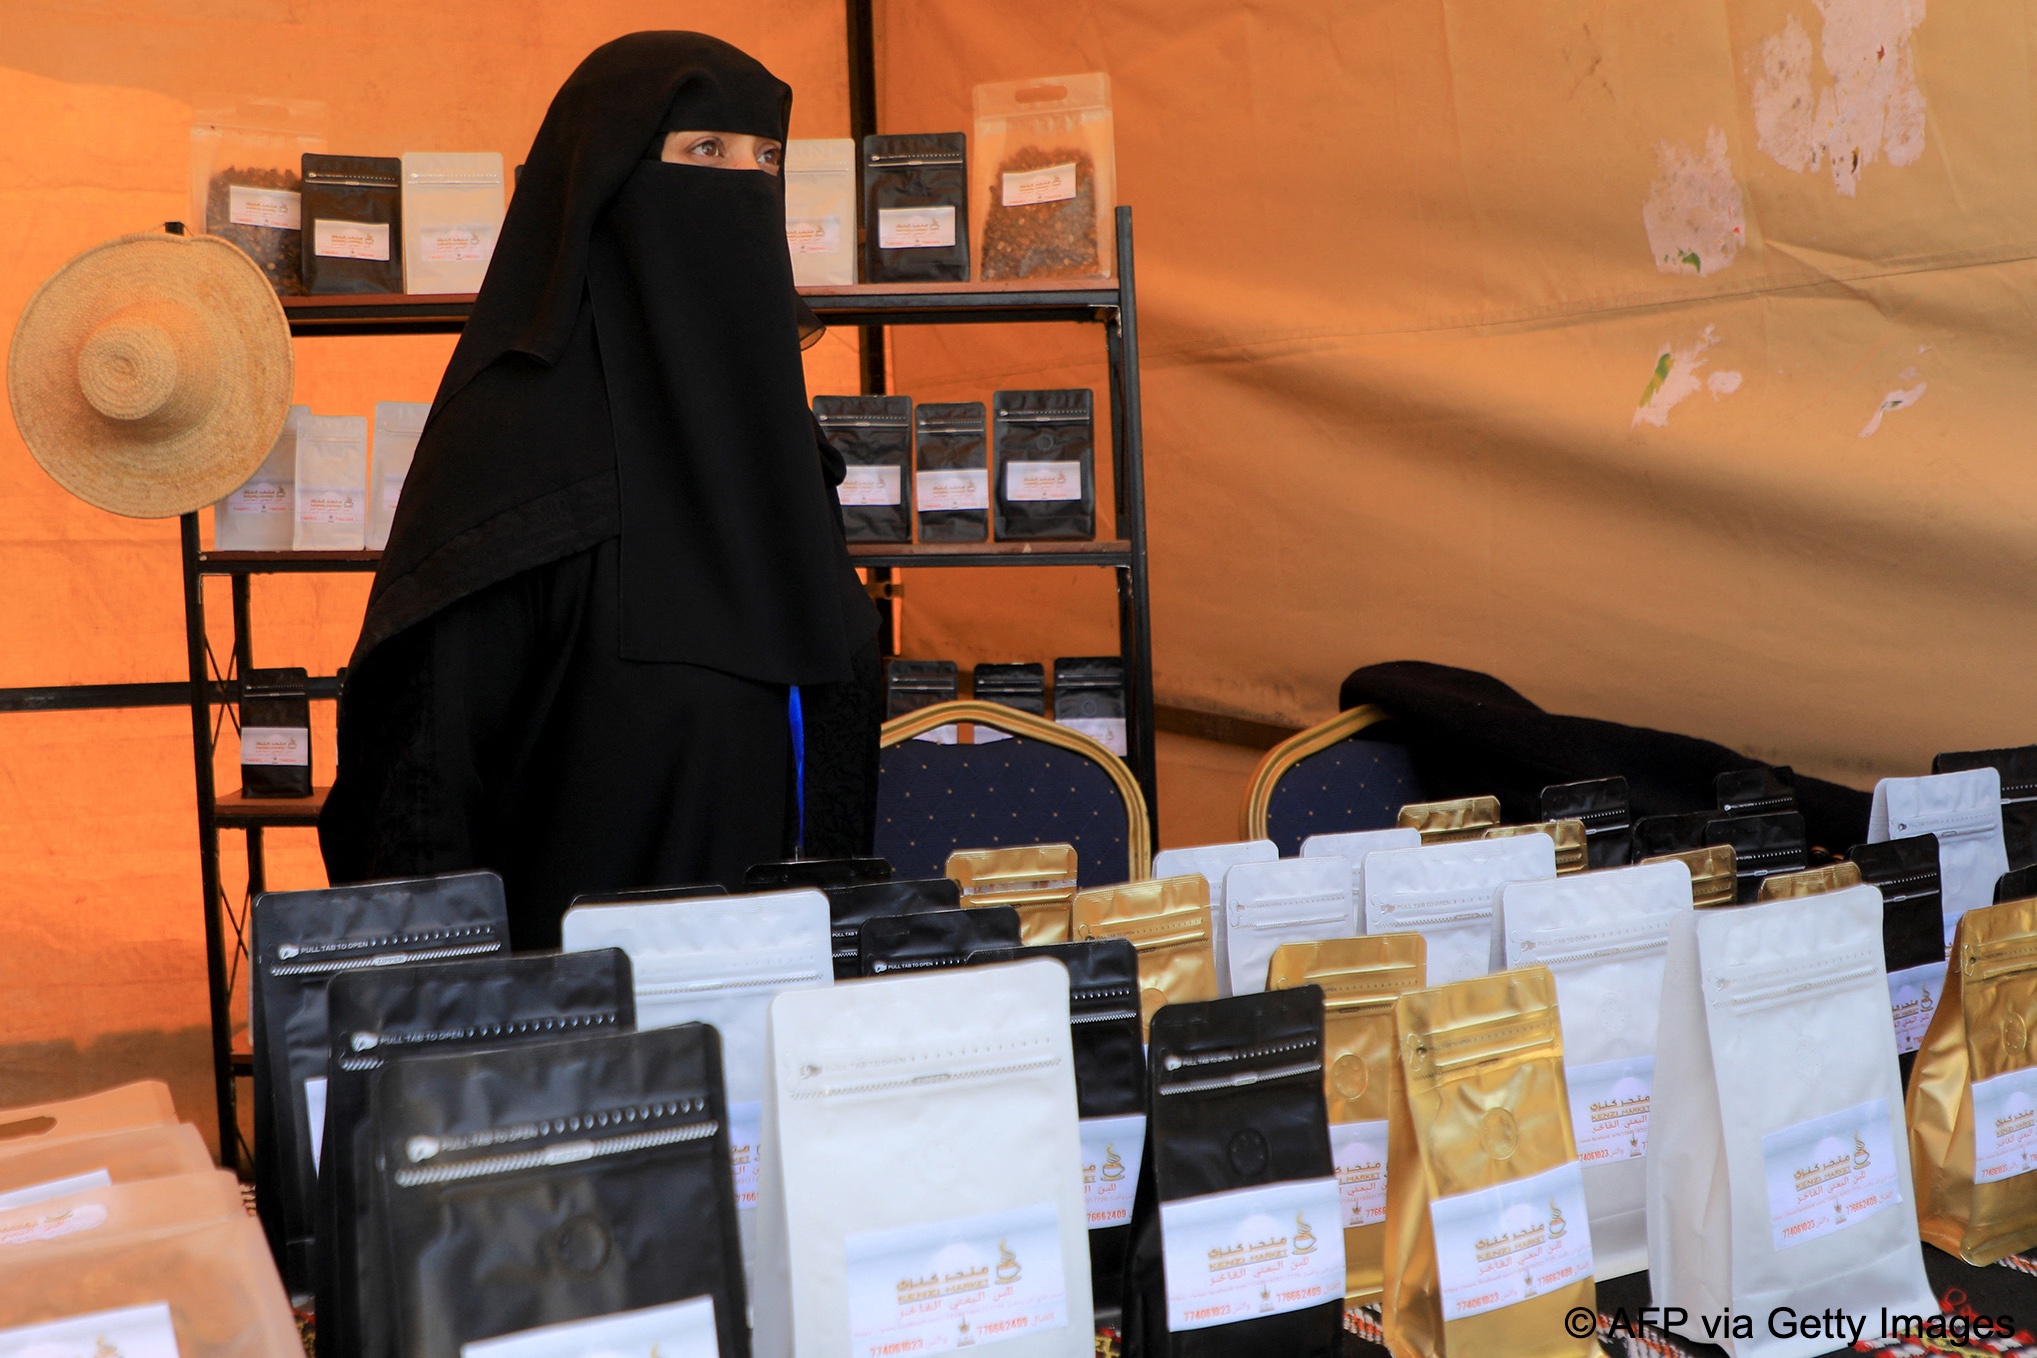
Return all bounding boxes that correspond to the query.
[214,401,427,551]
[886,655,1128,755]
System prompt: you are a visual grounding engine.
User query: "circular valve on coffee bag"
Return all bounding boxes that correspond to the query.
[1479,1107,1520,1159]
[1331,1054,1369,1101]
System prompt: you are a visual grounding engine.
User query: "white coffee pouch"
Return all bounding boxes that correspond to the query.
[400,151,504,294]
[560,889,832,1305]
[1363,834,1555,985]
[1648,885,1933,1358]
[1870,767,2009,948]
[1220,856,1354,996]
[752,959,1090,1358]
[215,405,305,550]
[292,413,368,550]
[368,401,429,551]
[1300,826,1420,903]
[1151,839,1276,997]
[1499,859,1693,1279]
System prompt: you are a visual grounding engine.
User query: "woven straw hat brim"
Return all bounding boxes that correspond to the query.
[7,232,294,519]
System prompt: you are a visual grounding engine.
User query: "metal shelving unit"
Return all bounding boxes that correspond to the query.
[178,207,1155,1167]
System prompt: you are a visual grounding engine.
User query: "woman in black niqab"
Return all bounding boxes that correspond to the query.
[319,32,882,946]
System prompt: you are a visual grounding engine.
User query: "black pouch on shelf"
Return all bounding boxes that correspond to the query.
[1539,775,1632,869]
[825,877,962,979]
[1123,987,1341,1357]
[973,662,1047,716]
[1998,864,2037,902]
[1716,764,1797,816]
[993,388,1095,541]
[569,883,726,908]
[250,869,507,1298]
[1935,745,2037,870]
[1053,655,1127,757]
[375,1024,745,1358]
[814,394,913,543]
[862,132,969,282]
[912,402,989,542]
[300,153,401,295]
[886,658,959,718]
[743,856,891,891]
[240,665,312,798]
[858,906,1022,976]
[1705,811,1809,902]
[970,938,1145,1326]
[1631,809,1719,861]
[1849,834,1946,1087]
[316,948,636,1358]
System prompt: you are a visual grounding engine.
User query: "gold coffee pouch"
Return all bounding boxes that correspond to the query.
[1910,894,2037,1263]
[1072,874,1217,1033]
[1384,965,1596,1358]
[1398,796,1501,844]
[947,842,1077,944]
[1485,820,1588,875]
[1755,860,1863,900]
[1643,844,1736,908]
[1269,934,1426,1307]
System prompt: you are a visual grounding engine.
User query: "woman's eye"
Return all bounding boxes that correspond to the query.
[758,145,782,167]
[687,138,724,158]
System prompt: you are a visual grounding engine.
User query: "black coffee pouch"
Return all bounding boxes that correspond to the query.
[743,856,892,891]
[974,662,1047,716]
[825,877,962,979]
[1539,776,1632,869]
[993,388,1096,541]
[1850,834,1946,1087]
[1935,745,2037,870]
[1053,655,1127,755]
[1716,764,1797,816]
[886,658,958,718]
[858,906,1022,976]
[1631,810,1720,860]
[301,153,401,295]
[1124,987,1341,1357]
[814,395,913,543]
[570,883,726,908]
[1706,811,1809,901]
[240,665,311,798]
[315,948,636,1358]
[250,869,507,1297]
[375,1024,745,1357]
[913,403,989,542]
[862,132,969,282]
[1998,864,2037,902]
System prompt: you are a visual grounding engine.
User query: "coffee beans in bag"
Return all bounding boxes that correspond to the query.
[374,1024,744,1358]
[862,133,970,283]
[1935,744,2037,869]
[238,666,311,798]
[1150,840,1277,999]
[993,389,1095,541]
[1363,834,1557,986]
[824,877,962,979]
[948,843,1078,944]
[814,395,913,543]
[1539,776,1632,869]
[1871,767,2010,948]
[913,403,989,543]
[858,905,1022,976]
[1850,834,1947,1082]
[1220,855,1355,997]
[1072,875,1220,1033]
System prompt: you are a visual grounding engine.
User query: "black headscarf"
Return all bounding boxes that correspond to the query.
[355,31,872,684]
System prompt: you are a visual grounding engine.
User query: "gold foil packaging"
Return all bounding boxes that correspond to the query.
[947,842,1077,944]
[1643,844,1736,908]
[1397,796,1501,844]
[1071,874,1218,1032]
[1269,934,1426,1307]
[1754,860,1862,900]
[1485,820,1588,875]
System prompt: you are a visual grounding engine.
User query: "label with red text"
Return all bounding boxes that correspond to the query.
[844,1202,1067,1356]
[1160,1178,1344,1331]
[1429,1160,1594,1321]
[1761,1098,1901,1249]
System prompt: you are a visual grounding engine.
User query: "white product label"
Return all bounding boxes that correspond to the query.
[228,185,301,230]
[241,726,310,768]
[300,489,364,527]
[313,218,391,261]
[382,473,406,517]
[839,465,903,506]
[1160,1178,1345,1331]
[0,1200,110,1247]
[1001,162,1078,208]
[877,205,957,250]
[916,468,989,512]
[304,1076,328,1173]
[0,1169,112,1212]
[1329,1120,1389,1228]
[1972,1065,2037,1184]
[226,482,290,517]
[1058,717,1127,756]
[1429,1160,1595,1322]
[786,216,843,255]
[1888,960,1944,1056]
[1079,1114,1144,1229]
[0,1303,181,1358]
[1003,461,1083,503]
[844,1202,1068,1356]
[460,1296,718,1358]
[418,225,492,264]
[728,1100,762,1213]
[1761,1097,1902,1250]
[1566,1055,1654,1165]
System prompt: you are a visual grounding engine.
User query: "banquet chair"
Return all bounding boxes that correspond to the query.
[1239,705,1425,856]
[874,699,1152,886]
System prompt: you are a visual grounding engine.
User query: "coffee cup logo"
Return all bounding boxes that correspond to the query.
[995,1239,1021,1284]
[1853,1133,1870,1171]
[1100,1143,1125,1182]
[1293,1210,1319,1254]
[1548,1200,1567,1239]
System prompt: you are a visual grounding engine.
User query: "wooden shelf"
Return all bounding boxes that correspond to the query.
[847,540,1130,569]
[214,786,328,827]
[198,550,380,575]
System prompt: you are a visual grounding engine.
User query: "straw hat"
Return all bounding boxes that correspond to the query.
[7,230,293,518]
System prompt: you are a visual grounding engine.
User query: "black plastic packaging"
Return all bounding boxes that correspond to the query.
[973,662,1047,716]
[743,856,891,891]
[250,869,507,1297]
[374,1024,746,1357]
[1716,765,1797,817]
[300,153,401,295]
[240,666,312,798]
[1935,746,2037,870]
[1539,776,1631,869]
[569,883,727,908]
[1706,811,1809,901]
[993,388,1095,541]
[857,906,1022,976]
[1631,810,1720,860]
[1123,987,1340,1357]
[1052,655,1127,755]
[885,658,958,719]
[316,949,636,1358]
[862,132,969,282]
[1850,834,1945,1087]
[825,877,963,979]
[913,403,989,542]
[1997,864,2037,903]
[814,395,913,543]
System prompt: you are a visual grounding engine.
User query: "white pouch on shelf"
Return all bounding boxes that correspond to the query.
[1648,885,1933,1358]
[1363,834,1555,985]
[1150,839,1276,998]
[784,139,856,286]
[752,959,1089,1358]
[292,413,368,550]
[560,889,832,1304]
[1870,767,2009,948]
[0,1171,245,1253]
[214,405,305,550]
[1300,826,1421,902]
[400,151,504,294]
[1220,855,1354,996]
[1498,859,1693,1279]
[368,401,429,550]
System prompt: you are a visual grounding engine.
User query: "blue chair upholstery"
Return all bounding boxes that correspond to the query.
[1261,737,1425,857]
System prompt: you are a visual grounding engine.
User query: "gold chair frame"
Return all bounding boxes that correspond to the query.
[1238,704,1394,841]
[879,698,1153,879]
